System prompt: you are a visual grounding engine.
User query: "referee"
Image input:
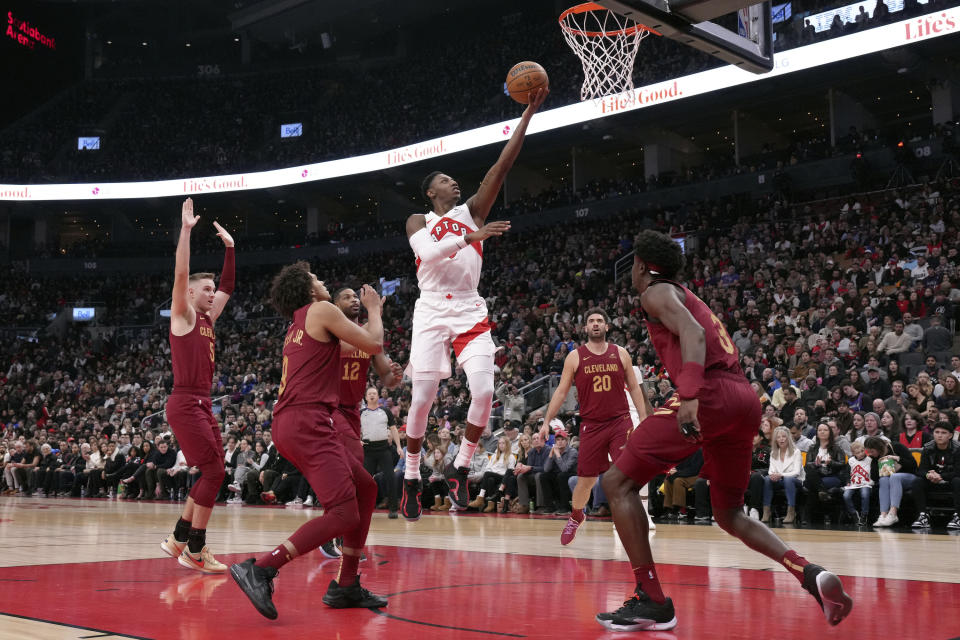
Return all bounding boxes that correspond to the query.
[361,387,403,519]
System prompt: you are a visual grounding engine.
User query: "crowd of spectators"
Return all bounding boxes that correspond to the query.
[1,0,944,184]
[2,172,960,527]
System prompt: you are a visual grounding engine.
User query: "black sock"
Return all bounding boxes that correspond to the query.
[174,517,192,543]
[187,527,206,553]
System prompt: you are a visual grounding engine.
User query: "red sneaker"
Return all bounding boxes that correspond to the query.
[560,515,585,545]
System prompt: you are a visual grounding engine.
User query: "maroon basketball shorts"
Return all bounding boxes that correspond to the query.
[165,394,223,470]
[272,405,360,509]
[332,406,364,464]
[615,371,760,510]
[577,414,632,477]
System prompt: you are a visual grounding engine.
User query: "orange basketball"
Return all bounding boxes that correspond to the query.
[506,61,548,104]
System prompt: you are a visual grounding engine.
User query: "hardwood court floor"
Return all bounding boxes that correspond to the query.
[0,496,958,639]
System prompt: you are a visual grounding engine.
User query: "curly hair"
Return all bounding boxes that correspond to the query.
[633,229,684,280]
[270,261,315,319]
[584,307,609,323]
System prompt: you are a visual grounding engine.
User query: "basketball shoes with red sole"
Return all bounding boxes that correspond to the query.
[446,467,469,509]
[802,564,853,626]
[178,546,228,573]
[560,515,585,545]
[400,479,422,521]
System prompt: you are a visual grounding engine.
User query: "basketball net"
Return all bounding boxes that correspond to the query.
[560,3,654,104]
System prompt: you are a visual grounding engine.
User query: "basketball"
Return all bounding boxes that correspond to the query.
[506,61,549,104]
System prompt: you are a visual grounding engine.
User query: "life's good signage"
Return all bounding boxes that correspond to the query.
[2,6,959,201]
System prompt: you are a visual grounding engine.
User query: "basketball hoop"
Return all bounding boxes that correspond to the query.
[559,2,658,103]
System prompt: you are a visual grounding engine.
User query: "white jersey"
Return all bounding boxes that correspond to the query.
[414,204,483,293]
[625,365,644,426]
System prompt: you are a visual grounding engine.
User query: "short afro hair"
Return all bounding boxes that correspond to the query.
[421,171,443,201]
[270,261,315,320]
[633,229,684,280]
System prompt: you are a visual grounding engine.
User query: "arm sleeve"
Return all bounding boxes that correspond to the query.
[217,247,235,295]
[408,228,468,266]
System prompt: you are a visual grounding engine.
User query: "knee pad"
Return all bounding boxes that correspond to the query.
[463,359,494,427]
[406,374,442,440]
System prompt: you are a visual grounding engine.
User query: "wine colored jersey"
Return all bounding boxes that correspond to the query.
[339,345,373,410]
[643,280,743,386]
[273,304,340,414]
[573,343,629,422]
[170,311,216,395]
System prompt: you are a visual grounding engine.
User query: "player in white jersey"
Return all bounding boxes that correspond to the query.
[400,87,549,520]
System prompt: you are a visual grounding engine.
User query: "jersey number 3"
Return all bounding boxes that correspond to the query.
[710,313,736,355]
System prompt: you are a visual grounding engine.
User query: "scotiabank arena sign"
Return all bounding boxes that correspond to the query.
[1,6,958,201]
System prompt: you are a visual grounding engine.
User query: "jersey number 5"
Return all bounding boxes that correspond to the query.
[278,356,289,398]
[209,342,215,363]
[709,313,736,355]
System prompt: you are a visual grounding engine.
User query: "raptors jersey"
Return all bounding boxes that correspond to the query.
[414,204,483,292]
[573,343,629,423]
[339,345,372,410]
[170,312,216,395]
[273,304,340,414]
[643,280,743,390]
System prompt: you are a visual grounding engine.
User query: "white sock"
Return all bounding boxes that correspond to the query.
[478,489,486,497]
[404,451,421,481]
[454,440,478,470]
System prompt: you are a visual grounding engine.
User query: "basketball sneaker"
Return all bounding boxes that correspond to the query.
[560,515,584,545]
[320,540,342,559]
[322,578,388,609]
[947,514,960,529]
[801,564,853,626]
[160,534,187,559]
[230,558,278,620]
[400,478,422,521]
[178,546,228,573]
[911,512,931,529]
[595,586,677,632]
[446,466,470,509]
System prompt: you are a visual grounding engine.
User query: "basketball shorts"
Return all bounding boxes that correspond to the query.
[165,394,223,470]
[272,405,360,510]
[615,371,760,510]
[333,406,364,464]
[409,290,495,377]
[577,414,632,477]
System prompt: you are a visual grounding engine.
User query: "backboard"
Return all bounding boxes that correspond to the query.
[595,0,774,73]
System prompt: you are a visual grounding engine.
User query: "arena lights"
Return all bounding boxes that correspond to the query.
[1,6,959,202]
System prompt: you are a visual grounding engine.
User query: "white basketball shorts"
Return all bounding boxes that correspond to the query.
[408,290,495,377]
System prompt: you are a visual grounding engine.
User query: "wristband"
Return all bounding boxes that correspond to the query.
[676,361,705,400]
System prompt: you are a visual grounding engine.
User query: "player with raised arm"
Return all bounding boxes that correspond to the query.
[399,87,549,520]
[159,197,235,573]
[333,287,404,518]
[595,230,852,632]
[540,308,651,545]
[231,263,386,620]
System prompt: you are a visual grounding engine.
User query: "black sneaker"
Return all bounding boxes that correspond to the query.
[446,466,469,508]
[947,513,960,530]
[801,564,853,626]
[230,558,278,620]
[400,479,422,521]
[388,510,399,519]
[911,512,931,529]
[322,577,388,609]
[595,586,677,631]
[320,540,342,559]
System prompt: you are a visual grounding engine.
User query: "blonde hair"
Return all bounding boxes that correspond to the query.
[771,425,796,460]
[189,272,215,282]
[491,436,512,465]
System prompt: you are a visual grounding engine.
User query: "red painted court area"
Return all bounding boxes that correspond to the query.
[0,547,958,640]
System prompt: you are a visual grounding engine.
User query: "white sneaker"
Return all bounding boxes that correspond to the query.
[749,508,760,520]
[226,496,242,504]
[285,497,303,506]
[885,513,899,526]
[647,511,656,531]
[227,483,240,493]
[873,513,898,527]
[303,495,314,506]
